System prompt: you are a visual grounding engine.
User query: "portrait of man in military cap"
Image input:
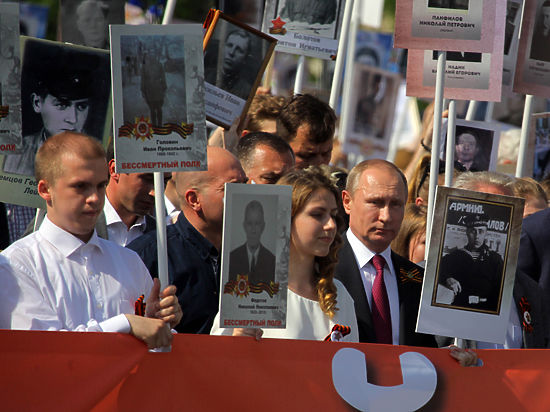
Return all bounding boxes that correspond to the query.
[436,212,504,312]
[3,38,110,176]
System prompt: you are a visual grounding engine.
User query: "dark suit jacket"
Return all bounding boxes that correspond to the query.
[229,243,275,285]
[335,237,437,347]
[517,208,550,297]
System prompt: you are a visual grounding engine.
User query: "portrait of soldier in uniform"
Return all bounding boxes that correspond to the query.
[437,213,504,312]
[3,39,110,177]
[205,27,256,101]
[228,200,276,286]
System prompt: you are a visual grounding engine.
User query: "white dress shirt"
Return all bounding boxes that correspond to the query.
[346,229,400,345]
[103,196,147,246]
[0,216,153,333]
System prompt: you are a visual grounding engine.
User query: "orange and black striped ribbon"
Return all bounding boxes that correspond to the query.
[324,324,351,341]
[134,294,146,316]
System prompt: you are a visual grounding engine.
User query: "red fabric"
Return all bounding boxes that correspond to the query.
[1,331,550,411]
[371,254,392,344]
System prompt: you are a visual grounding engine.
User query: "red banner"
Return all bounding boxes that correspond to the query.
[0,330,548,411]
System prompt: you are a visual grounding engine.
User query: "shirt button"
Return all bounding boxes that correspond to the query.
[97,303,103,309]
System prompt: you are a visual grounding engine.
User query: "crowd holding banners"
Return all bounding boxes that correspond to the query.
[0,4,22,155]
[5,0,550,408]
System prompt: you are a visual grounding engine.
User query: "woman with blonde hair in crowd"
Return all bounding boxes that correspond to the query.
[392,204,428,266]
[211,167,358,341]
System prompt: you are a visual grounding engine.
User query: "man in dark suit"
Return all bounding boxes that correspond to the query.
[335,159,436,347]
[518,207,550,298]
[229,200,275,285]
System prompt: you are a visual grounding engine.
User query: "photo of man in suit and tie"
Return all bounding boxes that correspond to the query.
[228,200,276,285]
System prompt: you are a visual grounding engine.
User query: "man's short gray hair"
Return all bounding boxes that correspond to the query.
[453,171,514,195]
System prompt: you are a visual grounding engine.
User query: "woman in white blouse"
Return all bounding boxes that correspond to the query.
[211,167,359,342]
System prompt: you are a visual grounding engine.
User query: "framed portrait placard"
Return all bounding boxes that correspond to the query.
[530,112,550,180]
[203,9,277,129]
[342,65,401,159]
[261,0,346,60]
[417,186,524,344]
[394,0,499,53]
[513,0,550,97]
[439,119,501,172]
[0,37,111,208]
[0,3,22,155]
[219,183,292,329]
[502,0,523,95]
[406,1,505,101]
[111,24,207,173]
[59,0,125,49]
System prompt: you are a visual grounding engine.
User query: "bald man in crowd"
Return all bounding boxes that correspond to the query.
[0,132,181,349]
[128,147,247,334]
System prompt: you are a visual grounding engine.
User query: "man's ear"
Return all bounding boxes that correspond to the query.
[184,188,201,212]
[38,179,52,205]
[108,159,120,182]
[31,93,42,114]
[342,190,352,215]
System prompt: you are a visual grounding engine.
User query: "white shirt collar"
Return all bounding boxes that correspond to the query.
[103,196,146,229]
[39,216,103,258]
[346,228,394,272]
[165,195,177,216]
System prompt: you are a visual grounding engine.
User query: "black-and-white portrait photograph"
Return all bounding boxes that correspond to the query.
[351,65,400,140]
[3,38,110,177]
[441,123,498,172]
[504,1,520,56]
[416,187,524,343]
[427,0,469,10]
[275,0,341,37]
[432,50,482,63]
[121,35,186,127]
[204,16,274,102]
[60,0,125,49]
[434,200,509,313]
[228,199,277,286]
[220,183,291,328]
[529,0,550,62]
[0,3,22,150]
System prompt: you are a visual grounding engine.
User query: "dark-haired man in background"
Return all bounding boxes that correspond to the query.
[276,94,336,168]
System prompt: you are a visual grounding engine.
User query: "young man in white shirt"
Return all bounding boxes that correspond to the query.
[0,132,181,349]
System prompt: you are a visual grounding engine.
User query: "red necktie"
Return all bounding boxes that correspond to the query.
[371,255,392,344]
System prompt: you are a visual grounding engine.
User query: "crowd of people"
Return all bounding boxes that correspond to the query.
[0,88,548,366]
